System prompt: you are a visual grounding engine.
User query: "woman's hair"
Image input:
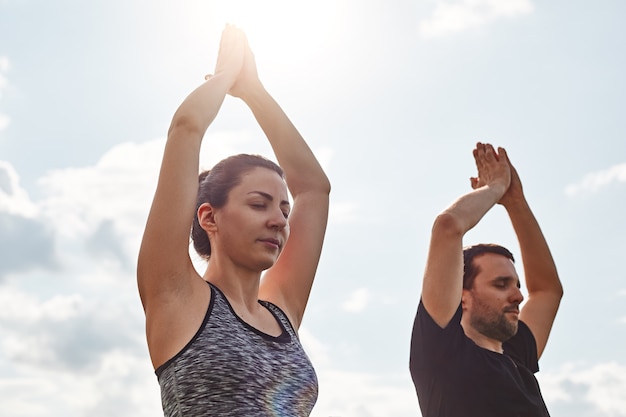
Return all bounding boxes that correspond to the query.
[462,243,515,289]
[191,154,284,259]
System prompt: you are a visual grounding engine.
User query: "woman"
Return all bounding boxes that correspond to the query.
[137,25,330,416]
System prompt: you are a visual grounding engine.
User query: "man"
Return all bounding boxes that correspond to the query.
[409,143,563,416]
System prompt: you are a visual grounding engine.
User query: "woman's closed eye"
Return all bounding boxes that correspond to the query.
[250,203,288,219]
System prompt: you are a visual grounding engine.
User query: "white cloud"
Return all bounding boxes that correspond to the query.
[313,370,417,417]
[0,282,143,370]
[0,289,83,323]
[300,326,332,367]
[0,349,161,417]
[539,361,626,416]
[418,0,534,39]
[37,140,163,242]
[0,161,39,217]
[0,377,59,417]
[342,287,371,313]
[0,163,55,277]
[565,163,626,197]
[301,327,419,416]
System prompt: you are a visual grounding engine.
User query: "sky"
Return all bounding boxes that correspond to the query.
[1,0,625,416]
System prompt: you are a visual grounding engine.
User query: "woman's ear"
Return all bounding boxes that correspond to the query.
[197,203,218,232]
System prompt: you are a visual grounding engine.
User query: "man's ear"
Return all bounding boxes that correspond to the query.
[197,203,218,232]
[461,289,470,310]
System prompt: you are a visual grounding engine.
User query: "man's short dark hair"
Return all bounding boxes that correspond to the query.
[463,244,515,289]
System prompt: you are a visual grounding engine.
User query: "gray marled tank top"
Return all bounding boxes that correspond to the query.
[156,282,318,416]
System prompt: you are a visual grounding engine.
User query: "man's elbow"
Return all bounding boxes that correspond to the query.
[547,274,564,300]
[431,211,465,239]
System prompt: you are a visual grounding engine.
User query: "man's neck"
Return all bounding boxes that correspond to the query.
[460,319,504,353]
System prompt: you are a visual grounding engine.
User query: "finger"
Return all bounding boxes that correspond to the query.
[472,148,483,170]
[476,143,492,166]
[474,142,483,156]
[500,147,519,177]
[220,24,241,54]
[499,147,510,164]
[483,143,496,161]
[476,143,494,166]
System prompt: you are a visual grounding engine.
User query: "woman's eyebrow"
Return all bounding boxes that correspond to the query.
[248,191,290,207]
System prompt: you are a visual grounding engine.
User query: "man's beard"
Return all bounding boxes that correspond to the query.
[470,299,518,342]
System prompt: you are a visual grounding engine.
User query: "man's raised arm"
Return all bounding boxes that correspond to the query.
[499,149,563,358]
[421,143,510,328]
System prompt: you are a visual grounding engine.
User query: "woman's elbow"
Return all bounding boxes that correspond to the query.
[168,114,203,139]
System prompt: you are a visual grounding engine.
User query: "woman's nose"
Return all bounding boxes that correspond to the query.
[268,208,287,229]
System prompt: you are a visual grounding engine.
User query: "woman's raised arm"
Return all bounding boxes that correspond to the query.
[230,35,331,330]
[137,25,245,312]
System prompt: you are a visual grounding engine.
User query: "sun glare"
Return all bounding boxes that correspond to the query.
[190,0,340,69]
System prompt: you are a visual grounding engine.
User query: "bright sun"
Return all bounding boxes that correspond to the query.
[185,0,340,69]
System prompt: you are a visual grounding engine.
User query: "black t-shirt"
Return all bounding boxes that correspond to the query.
[410,300,550,417]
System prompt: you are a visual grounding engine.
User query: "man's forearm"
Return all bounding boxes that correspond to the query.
[506,199,562,295]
